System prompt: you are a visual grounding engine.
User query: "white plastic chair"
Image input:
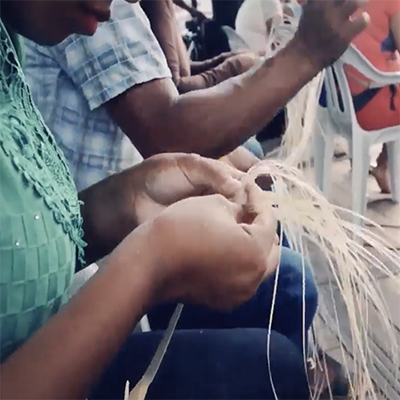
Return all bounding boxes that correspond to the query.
[314,44,400,225]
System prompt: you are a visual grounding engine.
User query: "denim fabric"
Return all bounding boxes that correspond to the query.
[147,246,318,352]
[91,329,310,399]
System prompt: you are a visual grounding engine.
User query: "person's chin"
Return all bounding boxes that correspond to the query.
[21,26,70,47]
[36,34,70,47]
[34,28,90,47]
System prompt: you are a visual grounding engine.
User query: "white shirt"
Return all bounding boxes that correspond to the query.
[236,0,302,58]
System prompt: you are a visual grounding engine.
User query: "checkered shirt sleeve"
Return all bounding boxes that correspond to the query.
[48,0,172,111]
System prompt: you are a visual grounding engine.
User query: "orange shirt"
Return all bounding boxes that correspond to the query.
[352,0,400,73]
[345,0,400,131]
[348,0,400,93]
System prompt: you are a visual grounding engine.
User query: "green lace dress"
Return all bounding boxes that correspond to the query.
[0,20,86,362]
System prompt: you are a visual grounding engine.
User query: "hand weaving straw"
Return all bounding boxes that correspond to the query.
[125,69,400,400]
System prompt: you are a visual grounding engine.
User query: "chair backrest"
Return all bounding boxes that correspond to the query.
[323,56,354,137]
[324,44,400,138]
[341,45,400,88]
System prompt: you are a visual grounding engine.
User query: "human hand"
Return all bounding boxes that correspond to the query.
[110,184,279,311]
[80,153,245,264]
[224,52,261,75]
[129,153,245,224]
[293,0,369,69]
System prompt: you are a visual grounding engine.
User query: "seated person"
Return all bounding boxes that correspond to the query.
[23,1,368,394]
[24,0,317,364]
[141,0,258,94]
[345,0,400,193]
[235,0,304,57]
[23,0,313,192]
[25,0,316,335]
[235,0,303,148]
[0,0,313,398]
[141,0,264,164]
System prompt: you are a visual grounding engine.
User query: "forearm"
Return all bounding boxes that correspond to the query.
[142,0,191,83]
[79,170,139,265]
[190,52,237,74]
[144,41,319,158]
[173,0,197,16]
[177,62,239,92]
[0,244,156,400]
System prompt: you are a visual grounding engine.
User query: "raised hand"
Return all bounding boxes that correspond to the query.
[225,52,261,75]
[294,0,369,69]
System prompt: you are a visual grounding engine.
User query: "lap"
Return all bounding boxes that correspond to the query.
[90,328,310,400]
[147,247,318,336]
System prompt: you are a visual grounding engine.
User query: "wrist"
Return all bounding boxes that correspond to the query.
[263,37,321,86]
[104,223,163,310]
[106,215,187,308]
[285,35,325,75]
[80,170,140,263]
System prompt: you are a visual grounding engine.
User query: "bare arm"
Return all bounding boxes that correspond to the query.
[107,0,367,159]
[0,237,156,400]
[78,153,247,266]
[190,52,238,75]
[0,172,278,400]
[178,53,260,93]
[141,0,191,81]
[140,0,254,93]
[173,0,203,18]
[106,40,318,159]
[79,171,139,265]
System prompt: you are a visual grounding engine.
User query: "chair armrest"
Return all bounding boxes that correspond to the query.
[342,45,400,87]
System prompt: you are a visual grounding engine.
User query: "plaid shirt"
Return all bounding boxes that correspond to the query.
[24,0,171,191]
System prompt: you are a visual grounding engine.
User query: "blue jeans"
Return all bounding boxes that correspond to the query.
[147,246,318,351]
[90,329,310,399]
[90,243,316,399]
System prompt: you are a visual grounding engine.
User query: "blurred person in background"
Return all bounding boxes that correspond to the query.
[1,0,314,397]
[235,0,304,57]
[345,0,400,194]
[141,0,264,164]
[22,2,370,395]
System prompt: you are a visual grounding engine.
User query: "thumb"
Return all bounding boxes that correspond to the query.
[236,181,279,275]
[347,11,369,39]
